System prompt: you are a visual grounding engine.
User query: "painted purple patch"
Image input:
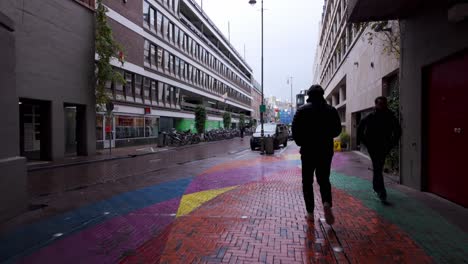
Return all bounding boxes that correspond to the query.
[18,198,180,264]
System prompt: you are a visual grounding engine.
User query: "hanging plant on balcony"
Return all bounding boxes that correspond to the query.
[95,0,125,110]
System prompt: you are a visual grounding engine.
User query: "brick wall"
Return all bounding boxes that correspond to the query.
[108,18,144,67]
[103,0,142,26]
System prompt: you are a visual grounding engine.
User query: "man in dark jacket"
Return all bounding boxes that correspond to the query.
[292,85,341,224]
[358,96,401,202]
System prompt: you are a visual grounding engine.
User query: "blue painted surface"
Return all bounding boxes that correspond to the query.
[0,177,193,263]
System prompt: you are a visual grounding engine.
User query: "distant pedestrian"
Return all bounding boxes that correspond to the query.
[358,96,401,202]
[292,85,341,224]
[240,126,245,139]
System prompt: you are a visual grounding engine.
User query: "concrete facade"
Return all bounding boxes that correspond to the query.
[98,0,254,148]
[399,5,468,190]
[0,11,28,222]
[313,0,399,147]
[0,0,96,161]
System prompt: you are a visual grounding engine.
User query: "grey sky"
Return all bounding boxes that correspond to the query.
[196,0,324,103]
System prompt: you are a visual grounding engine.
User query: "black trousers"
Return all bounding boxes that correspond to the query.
[367,148,388,197]
[301,153,333,212]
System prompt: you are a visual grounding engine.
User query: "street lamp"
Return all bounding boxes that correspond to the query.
[249,0,265,153]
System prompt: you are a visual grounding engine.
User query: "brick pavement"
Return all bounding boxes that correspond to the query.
[1,144,467,263]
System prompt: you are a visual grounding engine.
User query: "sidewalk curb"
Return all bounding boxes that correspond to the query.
[27,137,249,172]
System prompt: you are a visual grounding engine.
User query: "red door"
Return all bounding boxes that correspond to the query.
[427,50,468,207]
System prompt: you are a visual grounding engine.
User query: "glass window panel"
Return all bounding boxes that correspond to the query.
[143,77,151,100]
[174,26,179,45]
[168,22,174,42]
[163,16,168,39]
[151,80,157,102]
[145,117,159,137]
[156,11,163,34]
[124,72,134,98]
[115,115,145,139]
[175,57,180,77]
[143,1,150,29]
[144,40,150,66]
[150,44,156,69]
[150,7,155,32]
[164,50,170,72]
[157,46,163,69]
[169,54,174,74]
[134,74,142,99]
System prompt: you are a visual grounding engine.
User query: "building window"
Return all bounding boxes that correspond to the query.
[143,1,150,29]
[150,7,156,32]
[168,22,174,42]
[143,77,151,101]
[144,40,151,66]
[150,44,156,69]
[124,72,134,99]
[174,26,180,45]
[151,80,157,103]
[157,46,163,69]
[96,115,104,141]
[163,16,169,39]
[145,117,159,137]
[135,74,142,100]
[156,10,163,35]
[169,54,175,74]
[175,57,180,77]
[188,64,193,82]
[179,31,185,48]
[164,50,170,72]
[180,60,186,79]
[115,115,145,139]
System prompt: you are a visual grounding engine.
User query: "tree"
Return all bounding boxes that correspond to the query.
[365,21,400,60]
[223,112,231,129]
[95,0,125,110]
[239,114,245,128]
[195,105,207,134]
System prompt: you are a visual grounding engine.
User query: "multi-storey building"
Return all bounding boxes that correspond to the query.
[100,0,254,148]
[313,0,399,149]
[251,78,262,125]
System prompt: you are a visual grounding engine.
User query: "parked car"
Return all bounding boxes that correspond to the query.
[250,123,289,150]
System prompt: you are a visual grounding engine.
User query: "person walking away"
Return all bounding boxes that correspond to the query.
[357,96,401,202]
[292,85,341,224]
[240,125,245,140]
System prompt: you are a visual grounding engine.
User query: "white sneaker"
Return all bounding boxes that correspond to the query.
[323,202,335,225]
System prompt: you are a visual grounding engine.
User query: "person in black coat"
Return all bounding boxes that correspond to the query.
[358,96,401,202]
[292,85,342,224]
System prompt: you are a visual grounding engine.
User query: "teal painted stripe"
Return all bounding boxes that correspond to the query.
[330,171,468,263]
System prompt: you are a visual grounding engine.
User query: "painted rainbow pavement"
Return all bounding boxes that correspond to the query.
[0,148,467,263]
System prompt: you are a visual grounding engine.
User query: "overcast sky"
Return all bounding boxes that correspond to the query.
[196,0,324,102]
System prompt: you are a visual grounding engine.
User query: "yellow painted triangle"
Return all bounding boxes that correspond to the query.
[176,186,237,217]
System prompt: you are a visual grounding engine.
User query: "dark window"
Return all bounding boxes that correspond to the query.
[162,16,169,39]
[124,72,134,99]
[151,80,157,103]
[168,22,174,42]
[175,57,180,77]
[174,26,180,45]
[164,50,170,72]
[135,74,142,100]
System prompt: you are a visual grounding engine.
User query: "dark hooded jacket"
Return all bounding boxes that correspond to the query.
[292,97,342,155]
[357,109,401,153]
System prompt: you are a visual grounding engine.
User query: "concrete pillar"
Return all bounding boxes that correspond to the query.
[0,12,28,222]
[339,86,346,102]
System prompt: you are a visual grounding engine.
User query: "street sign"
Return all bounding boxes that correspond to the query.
[260,104,266,113]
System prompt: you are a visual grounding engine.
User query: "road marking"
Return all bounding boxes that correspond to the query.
[234,149,250,159]
[279,145,289,155]
[353,151,371,160]
[149,159,161,163]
